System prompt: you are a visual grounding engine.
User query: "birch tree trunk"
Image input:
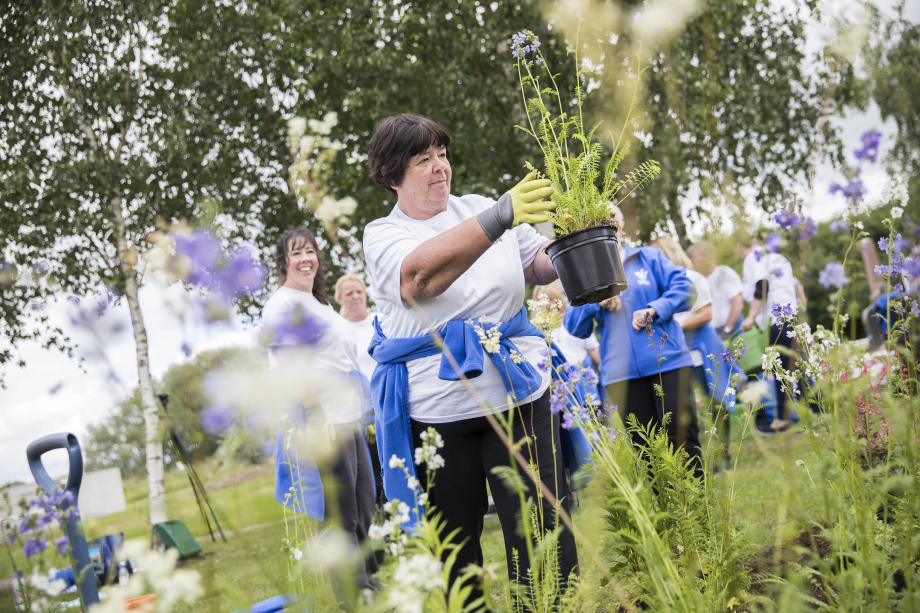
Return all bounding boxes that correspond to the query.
[110,187,167,547]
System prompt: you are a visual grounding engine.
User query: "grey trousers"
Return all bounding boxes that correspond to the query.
[322,422,379,609]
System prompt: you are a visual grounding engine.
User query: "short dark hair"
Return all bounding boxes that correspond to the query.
[274,227,330,305]
[368,114,451,194]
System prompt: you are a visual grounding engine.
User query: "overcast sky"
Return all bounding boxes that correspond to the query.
[2,0,919,486]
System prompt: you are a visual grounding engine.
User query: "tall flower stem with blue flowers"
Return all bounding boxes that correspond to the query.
[510,29,660,236]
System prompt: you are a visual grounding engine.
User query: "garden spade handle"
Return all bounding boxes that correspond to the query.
[26,433,100,608]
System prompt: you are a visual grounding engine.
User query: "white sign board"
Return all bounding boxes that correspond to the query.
[78,468,127,519]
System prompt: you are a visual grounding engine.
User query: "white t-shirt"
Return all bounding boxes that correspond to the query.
[706,265,743,330]
[673,269,712,367]
[363,194,551,423]
[550,325,599,368]
[261,287,362,424]
[741,250,798,328]
[345,313,380,381]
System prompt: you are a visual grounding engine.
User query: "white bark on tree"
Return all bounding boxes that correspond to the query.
[110,188,168,548]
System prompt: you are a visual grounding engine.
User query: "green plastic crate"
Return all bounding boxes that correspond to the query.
[154,519,202,560]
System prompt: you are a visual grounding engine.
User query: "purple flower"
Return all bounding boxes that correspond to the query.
[584,366,598,388]
[771,303,794,324]
[819,262,849,289]
[854,129,882,164]
[53,535,69,555]
[721,349,735,363]
[876,264,890,277]
[753,248,763,262]
[607,429,617,443]
[201,405,235,435]
[894,283,904,293]
[798,218,816,240]
[774,210,802,229]
[264,303,327,347]
[765,233,782,254]
[830,220,849,234]
[879,237,889,253]
[537,346,558,372]
[23,535,47,558]
[912,301,919,318]
[738,341,747,360]
[903,258,920,279]
[174,230,222,277]
[12,571,22,581]
[894,234,911,253]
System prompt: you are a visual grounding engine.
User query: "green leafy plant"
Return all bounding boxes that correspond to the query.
[511,30,660,236]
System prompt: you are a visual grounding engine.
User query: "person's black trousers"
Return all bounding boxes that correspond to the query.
[769,322,795,421]
[321,422,380,608]
[410,389,578,598]
[605,366,703,474]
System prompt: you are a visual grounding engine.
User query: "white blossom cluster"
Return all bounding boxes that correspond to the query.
[368,500,412,556]
[469,315,503,354]
[387,553,445,613]
[314,195,357,225]
[415,428,445,471]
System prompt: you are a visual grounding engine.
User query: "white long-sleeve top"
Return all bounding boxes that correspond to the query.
[741,249,798,328]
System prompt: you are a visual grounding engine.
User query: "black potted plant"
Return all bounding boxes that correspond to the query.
[511,30,660,306]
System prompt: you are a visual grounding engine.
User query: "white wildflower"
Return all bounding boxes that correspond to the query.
[314,196,357,224]
[407,475,418,490]
[287,117,307,139]
[795,459,805,466]
[891,206,904,219]
[292,548,303,561]
[739,380,769,405]
[389,455,406,469]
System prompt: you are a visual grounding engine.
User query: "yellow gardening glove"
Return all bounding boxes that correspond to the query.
[477,172,556,240]
[506,172,556,226]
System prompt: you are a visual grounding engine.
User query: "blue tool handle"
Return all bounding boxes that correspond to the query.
[26,432,83,497]
[26,432,99,607]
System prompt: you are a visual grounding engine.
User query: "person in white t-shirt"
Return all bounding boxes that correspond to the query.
[261,227,379,606]
[334,273,386,507]
[362,114,578,600]
[334,273,380,381]
[735,232,799,432]
[688,240,744,337]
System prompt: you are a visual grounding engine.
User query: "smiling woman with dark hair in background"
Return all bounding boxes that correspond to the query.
[262,227,379,611]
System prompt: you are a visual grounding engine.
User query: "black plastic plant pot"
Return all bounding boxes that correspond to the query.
[544,225,628,307]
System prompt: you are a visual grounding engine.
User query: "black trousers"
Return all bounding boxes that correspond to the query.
[410,389,578,596]
[605,366,703,474]
[769,322,794,421]
[321,423,379,607]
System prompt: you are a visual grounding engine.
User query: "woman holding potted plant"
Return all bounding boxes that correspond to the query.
[362,114,588,598]
[563,214,703,474]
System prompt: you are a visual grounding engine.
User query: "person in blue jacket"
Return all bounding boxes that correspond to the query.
[564,213,703,472]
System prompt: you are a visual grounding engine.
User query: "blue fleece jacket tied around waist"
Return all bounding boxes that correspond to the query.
[368,305,593,532]
[273,370,375,521]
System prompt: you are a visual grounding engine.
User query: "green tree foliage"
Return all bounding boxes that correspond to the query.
[865,4,920,206]
[580,0,857,244]
[84,348,247,475]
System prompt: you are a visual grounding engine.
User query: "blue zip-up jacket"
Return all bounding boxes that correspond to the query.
[273,370,375,520]
[368,306,593,533]
[564,245,694,385]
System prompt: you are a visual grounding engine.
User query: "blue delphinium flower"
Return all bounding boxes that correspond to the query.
[912,301,920,318]
[265,303,327,347]
[23,535,47,558]
[830,220,849,234]
[53,536,69,556]
[771,303,794,323]
[721,349,735,363]
[765,233,782,253]
[903,258,920,279]
[819,262,849,289]
[798,218,816,240]
[774,210,802,229]
[854,129,882,163]
[894,234,911,253]
[537,345,558,372]
[878,237,889,253]
[201,405,235,435]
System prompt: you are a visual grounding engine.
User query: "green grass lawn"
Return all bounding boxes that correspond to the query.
[1,427,818,611]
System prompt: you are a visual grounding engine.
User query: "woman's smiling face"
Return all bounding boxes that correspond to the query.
[283,236,319,292]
